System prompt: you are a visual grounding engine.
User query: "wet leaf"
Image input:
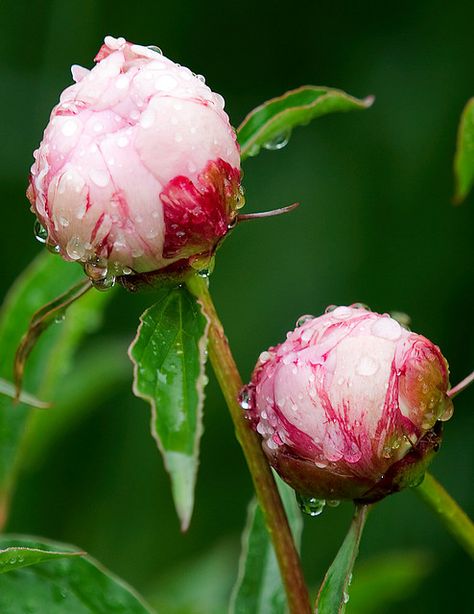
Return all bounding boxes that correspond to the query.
[237,86,373,160]
[0,545,83,574]
[20,338,131,469]
[14,278,92,397]
[0,535,153,613]
[230,474,303,614]
[129,285,209,531]
[454,98,474,203]
[347,550,433,614]
[0,252,111,518]
[315,504,370,614]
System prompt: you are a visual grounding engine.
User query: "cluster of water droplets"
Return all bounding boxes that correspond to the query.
[34,219,135,291]
[295,493,341,517]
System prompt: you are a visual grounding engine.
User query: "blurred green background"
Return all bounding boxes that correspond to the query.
[1,0,473,612]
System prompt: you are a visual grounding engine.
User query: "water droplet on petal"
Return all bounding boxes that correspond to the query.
[147,45,163,55]
[439,400,454,422]
[371,317,402,341]
[238,386,253,410]
[332,306,353,320]
[296,493,326,517]
[66,236,86,260]
[89,168,109,187]
[296,314,314,327]
[34,220,48,243]
[356,355,379,376]
[61,119,78,137]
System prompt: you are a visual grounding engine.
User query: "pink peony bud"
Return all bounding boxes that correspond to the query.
[27,36,242,283]
[242,305,453,505]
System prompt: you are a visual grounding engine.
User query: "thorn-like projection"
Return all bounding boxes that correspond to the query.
[237,202,300,222]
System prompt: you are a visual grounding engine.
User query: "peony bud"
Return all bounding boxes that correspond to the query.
[242,305,453,505]
[27,36,242,283]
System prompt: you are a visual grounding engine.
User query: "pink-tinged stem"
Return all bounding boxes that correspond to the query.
[186,273,311,614]
[448,370,474,398]
[416,473,474,559]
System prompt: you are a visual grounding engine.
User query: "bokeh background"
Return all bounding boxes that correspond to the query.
[1,0,473,612]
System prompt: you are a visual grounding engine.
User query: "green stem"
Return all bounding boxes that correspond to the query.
[416,472,474,559]
[186,274,311,614]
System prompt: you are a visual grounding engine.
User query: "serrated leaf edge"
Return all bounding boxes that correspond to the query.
[238,85,374,159]
[128,289,210,531]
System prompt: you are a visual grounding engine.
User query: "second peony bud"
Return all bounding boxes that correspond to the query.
[242,305,453,506]
[27,36,242,283]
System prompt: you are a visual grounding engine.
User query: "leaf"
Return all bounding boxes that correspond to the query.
[237,86,374,160]
[129,285,209,531]
[0,535,153,613]
[14,277,92,397]
[230,474,303,614]
[147,540,238,614]
[0,378,49,409]
[315,504,370,614]
[347,550,434,614]
[454,97,474,203]
[0,546,83,574]
[20,338,131,470]
[0,252,111,518]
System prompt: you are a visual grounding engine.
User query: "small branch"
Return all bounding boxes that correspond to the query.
[415,472,474,559]
[186,273,311,614]
[448,369,474,398]
[237,202,299,222]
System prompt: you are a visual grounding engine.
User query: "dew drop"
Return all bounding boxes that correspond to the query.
[439,400,454,422]
[326,499,340,507]
[140,109,155,129]
[247,144,261,157]
[84,258,108,282]
[54,312,65,324]
[89,168,109,187]
[296,314,314,327]
[343,591,350,604]
[296,493,326,517]
[325,304,338,313]
[66,236,86,260]
[147,45,163,55]
[259,351,272,364]
[332,306,353,320]
[61,119,78,136]
[34,220,48,243]
[356,355,379,376]
[263,130,291,151]
[238,386,252,410]
[371,317,402,341]
[155,75,178,91]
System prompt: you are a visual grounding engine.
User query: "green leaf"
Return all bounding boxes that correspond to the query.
[347,550,434,614]
[0,252,111,516]
[0,536,153,613]
[454,97,474,203]
[14,277,92,396]
[129,285,209,531]
[230,474,303,614]
[0,545,83,574]
[237,86,374,160]
[20,338,131,470]
[316,504,370,614]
